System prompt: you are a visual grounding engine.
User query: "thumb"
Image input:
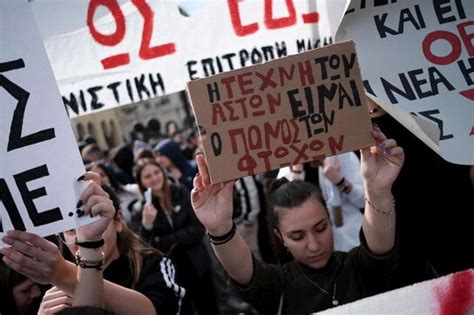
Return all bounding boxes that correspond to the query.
[222,180,235,197]
[360,146,371,163]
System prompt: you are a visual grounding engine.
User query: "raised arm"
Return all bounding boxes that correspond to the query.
[360,126,404,255]
[1,172,157,315]
[191,154,254,285]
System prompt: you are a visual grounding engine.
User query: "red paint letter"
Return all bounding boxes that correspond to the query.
[423,31,461,65]
[228,0,259,37]
[132,0,176,60]
[264,0,296,29]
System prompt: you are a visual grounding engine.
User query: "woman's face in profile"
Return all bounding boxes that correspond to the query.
[277,197,333,269]
[12,278,41,314]
[140,164,165,194]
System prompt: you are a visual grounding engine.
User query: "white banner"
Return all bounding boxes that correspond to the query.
[336,0,474,165]
[31,0,348,118]
[318,269,474,315]
[0,3,93,246]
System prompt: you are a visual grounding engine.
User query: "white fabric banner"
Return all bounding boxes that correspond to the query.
[31,0,348,118]
[317,269,474,315]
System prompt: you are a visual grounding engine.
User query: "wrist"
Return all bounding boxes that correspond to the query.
[51,260,77,290]
[142,222,154,231]
[77,247,104,259]
[208,221,236,245]
[335,177,345,186]
[207,221,234,237]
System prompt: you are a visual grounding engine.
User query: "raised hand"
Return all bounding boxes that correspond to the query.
[191,154,234,236]
[38,286,73,315]
[0,231,68,285]
[323,157,343,184]
[76,172,115,241]
[142,203,158,228]
[360,125,404,194]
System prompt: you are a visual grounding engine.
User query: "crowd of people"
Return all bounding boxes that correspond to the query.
[1,100,473,315]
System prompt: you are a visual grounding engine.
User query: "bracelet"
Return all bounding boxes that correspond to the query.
[340,181,351,194]
[336,177,346,186]
[365,196,395,215]
[75,238,105,249]
[75,251,105,270]
[208,222,236,245]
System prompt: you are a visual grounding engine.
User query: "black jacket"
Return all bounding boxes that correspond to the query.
[134,182,211,276]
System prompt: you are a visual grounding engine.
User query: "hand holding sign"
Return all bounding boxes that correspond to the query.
[191,154,235,236]
[0,173,118,284]
[76,172,115,242]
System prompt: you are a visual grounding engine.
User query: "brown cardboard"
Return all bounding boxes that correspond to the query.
[187,41,374,184]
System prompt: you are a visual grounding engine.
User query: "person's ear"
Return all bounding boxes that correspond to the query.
[273,228,285,246]
[115,212,124,232]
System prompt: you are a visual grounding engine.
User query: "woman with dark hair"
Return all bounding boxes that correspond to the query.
[133,158,218,315]
[191,128,405,314]
[1,172,184,315]
[0,260,42,315]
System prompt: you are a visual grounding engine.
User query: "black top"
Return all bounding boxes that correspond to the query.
[231,231,398,315]
[135,182,211,276]
[104,252,185,315]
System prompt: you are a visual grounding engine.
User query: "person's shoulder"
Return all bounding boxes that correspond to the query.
[140,250,165,265]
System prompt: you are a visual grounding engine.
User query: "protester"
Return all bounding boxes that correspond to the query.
[279,152,365,252]
[1,173,184,315]
[0,260,42,315]
[191,127,404,314]
[133,158,219,315]
[154,139,198,190]
[319,153,365,252]
[109,144,135,184]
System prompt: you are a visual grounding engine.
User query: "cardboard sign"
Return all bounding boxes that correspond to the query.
[187,41,373,183]
[31,0,348,117]
[0,4,94,248]
[336,0,474,165]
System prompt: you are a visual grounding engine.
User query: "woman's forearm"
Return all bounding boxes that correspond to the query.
[211,232,254,285]
[53,260,156,314]
[103,281,156,315]
[74,247,105,308]
[362,189,396,255]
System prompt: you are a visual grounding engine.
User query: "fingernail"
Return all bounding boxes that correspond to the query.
[378,142,385,149]
[384,149,391,155]
[77,210,85,217]
[6,230,14,236]
[76,200,83,208]
[2,236,13,244]
[77,175,85,182]
[373,123,380,131]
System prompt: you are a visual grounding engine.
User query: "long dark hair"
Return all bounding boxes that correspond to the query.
[265,178,327,264]
[102,184,160,289]
[0,258,25,314]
